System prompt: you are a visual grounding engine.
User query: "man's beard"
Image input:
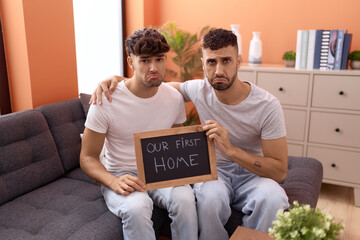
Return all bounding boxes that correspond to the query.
[208,73,237,91]
[146,79,163,87]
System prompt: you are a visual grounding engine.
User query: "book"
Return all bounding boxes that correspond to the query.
[307,30,316,70]
[300,30,309,69]
[340,33,352,70]
[320,30,330,70]
[295,30,302,69]
[313,30,323,69]
[334,30,345,70]
[327,30,338,70]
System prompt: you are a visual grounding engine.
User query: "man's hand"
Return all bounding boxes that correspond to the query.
[109,174,145,196]
[202,120,235,157]
[89,75,125,105]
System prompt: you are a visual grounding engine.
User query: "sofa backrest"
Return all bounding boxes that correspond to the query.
[37,98,86,173]
[0,110,64,205]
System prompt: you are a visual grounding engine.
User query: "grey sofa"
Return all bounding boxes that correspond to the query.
[0,95,323,240]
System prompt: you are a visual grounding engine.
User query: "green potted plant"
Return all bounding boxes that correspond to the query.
[159,22,212,126]
[348,50,360,70]
[159,22,211,82]
[269,201,343,240]
[282,50,296,67]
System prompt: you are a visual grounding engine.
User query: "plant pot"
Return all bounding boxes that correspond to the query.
[350,60,360,70]
[284,60,295,68]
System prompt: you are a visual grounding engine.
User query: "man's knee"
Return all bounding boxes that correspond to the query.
[255,180,289,210]
[120,193,154,219]
[168,186,196,212]
[195,181,230,211]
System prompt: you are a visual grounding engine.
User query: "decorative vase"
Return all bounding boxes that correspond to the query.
[248,32,262,66]
[284,60,295,68]
[230,24,242,57]
[350,60,360,70]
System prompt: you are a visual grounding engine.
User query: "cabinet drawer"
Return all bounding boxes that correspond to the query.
[257,72,309,106]
[283,109,306,141]
[309,111,360,148]
[312,75,360,111]
[288,143,303,157]
[238,70,255,84]
[307,146,360,184]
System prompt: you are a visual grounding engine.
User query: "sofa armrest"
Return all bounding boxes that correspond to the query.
[280,156,323,208]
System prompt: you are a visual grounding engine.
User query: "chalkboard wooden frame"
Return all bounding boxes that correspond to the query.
[133,125,217,190]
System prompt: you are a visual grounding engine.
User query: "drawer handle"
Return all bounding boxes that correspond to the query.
[335,128,340,132]
[339,90,344,95]
[331,163,336,168]
[279,87,283,91]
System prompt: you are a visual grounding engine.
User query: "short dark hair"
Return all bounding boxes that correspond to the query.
[125,28,170,56]
[201,28,238,51]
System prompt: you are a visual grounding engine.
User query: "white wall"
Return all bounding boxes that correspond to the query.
[73,0,124,94]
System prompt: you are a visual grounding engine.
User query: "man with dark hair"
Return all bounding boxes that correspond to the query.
[91,28,289,239]
[181,28,289,239]
[80,28,198,240]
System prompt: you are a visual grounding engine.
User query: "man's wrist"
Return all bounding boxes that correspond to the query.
[226,145,237,159]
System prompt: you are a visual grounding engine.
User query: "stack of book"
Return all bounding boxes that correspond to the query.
[295,29,352,70]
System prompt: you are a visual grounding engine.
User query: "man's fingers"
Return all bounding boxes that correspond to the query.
[94,86,103,105]
[119,181,135,193]
[100,82,112,102]
[89,94,96,105]
[118,188,130,196]
[110,80,118,92]
[126,175,145,191]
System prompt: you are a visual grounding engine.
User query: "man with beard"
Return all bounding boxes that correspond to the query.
[91,28,289,239]
[80,28,198,240]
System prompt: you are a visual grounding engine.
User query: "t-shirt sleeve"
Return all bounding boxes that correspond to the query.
[179,79,203,102]
[173,91,186,124]
[84,102,110,134]
[261,99,287,140]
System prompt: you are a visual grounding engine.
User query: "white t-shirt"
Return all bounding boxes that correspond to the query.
[180,79,286,164]
[85,81,186,172]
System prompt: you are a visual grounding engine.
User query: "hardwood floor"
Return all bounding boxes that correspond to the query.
[316,183,360,240]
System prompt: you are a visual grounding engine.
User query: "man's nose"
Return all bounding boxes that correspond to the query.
[215,63,225,75]
[150,61,158,72]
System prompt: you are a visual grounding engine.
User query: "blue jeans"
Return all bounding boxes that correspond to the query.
[194,162,289,240]
[101,171,198,240]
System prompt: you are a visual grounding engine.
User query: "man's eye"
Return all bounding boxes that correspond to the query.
[224,58,231,63]
[207,60,216,65]
[140,59,149,63]
[156,58,164,62]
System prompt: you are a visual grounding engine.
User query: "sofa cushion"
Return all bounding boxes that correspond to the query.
[65,167,98,185]
[0,110,64,205]
[0,178,123,240]
[37,99,86,172]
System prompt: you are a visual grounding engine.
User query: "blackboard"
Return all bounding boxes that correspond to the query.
[133,125,217,190]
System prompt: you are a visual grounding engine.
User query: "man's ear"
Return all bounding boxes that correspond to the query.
[237,55,242,67]
[201,57,205,71]
[127,56,134,70]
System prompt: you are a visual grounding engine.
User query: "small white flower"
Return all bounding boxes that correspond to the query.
[290,230,299,238]
[301,227,309,235]
[325,221,331,230]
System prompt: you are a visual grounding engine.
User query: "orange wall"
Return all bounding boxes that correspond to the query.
[154,0,360,65]
[0,0,78,112]
[0,0,32,111]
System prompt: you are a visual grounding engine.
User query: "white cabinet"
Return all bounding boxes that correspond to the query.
[239,64,360,206]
